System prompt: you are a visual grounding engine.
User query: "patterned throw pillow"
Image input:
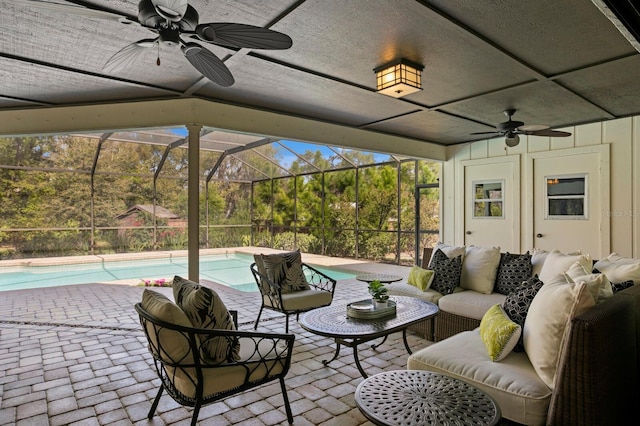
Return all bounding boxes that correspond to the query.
[611,280,634,293]
[428,248,463,296]
[502,275,544,352]
[480,304,521,362]
[172,276,240,363]
[407,265,435,291]
[260,249,311,293]
[494,252,532,295]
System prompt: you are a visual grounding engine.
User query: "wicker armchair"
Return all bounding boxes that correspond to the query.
[135,302,295,425]
[250,261,336,333]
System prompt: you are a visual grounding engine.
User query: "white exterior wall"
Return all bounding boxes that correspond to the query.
[442,117,640,258]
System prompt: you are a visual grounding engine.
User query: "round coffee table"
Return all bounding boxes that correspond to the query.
[355,370,501,426]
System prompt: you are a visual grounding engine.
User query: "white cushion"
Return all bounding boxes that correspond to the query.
[408,330,552,425]
[269,289,332,311]
[523,275,595,388]
[432,242,466,262]
[387,282,444,304]
[531,249,550,277]
[594,253,640,285]
[538,250,591,284]
[460,245,501,294]
[564,262,613,304]
[438,290,507,320]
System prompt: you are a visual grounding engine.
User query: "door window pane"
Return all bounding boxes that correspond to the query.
[473,181,503,218]
[546,175,587,219]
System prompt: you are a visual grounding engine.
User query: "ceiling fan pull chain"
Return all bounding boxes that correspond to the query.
[157,43,161,66]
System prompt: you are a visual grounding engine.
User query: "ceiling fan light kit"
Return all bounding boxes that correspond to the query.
[470,109,572,147]
[374,58,424,98]
[22,0,293,87]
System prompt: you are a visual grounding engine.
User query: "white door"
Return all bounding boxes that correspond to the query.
[462,158,519,252]
[531,149,608,257]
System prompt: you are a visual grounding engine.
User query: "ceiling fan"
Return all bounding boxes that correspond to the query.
[470,109,572,147]
[20,0,293,87]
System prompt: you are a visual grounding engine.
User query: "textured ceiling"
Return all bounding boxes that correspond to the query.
[1,0,640,147]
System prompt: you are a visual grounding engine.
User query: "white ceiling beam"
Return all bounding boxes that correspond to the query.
[0,98,446,161]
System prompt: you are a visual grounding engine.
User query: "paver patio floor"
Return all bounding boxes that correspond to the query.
[0,259,433,425]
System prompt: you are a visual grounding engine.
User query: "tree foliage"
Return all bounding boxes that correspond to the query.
[0,135,439,263]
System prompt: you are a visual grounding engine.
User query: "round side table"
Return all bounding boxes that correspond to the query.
[355,370,501,426]
[355,273,403,284]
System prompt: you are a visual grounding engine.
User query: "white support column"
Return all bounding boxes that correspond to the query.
[187,124,202,282]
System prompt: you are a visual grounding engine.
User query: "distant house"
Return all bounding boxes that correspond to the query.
[115,205,186,229]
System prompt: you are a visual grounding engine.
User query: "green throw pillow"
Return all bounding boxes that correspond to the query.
[479,304,521,362]
[407,265,435,291]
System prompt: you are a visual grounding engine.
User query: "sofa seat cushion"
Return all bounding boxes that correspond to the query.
[265,289,332,311]
[386,282,444,304]
[438,290,507,320]
[407,330,552,426]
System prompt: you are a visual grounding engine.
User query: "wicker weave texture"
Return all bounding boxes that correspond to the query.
[433,310,480,341]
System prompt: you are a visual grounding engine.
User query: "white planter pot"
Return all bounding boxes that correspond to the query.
[374,300,388,309]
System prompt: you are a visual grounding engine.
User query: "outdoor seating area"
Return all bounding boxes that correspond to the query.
[0,260,428,425]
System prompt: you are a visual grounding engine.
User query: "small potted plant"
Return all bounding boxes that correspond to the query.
[368,280,389,309]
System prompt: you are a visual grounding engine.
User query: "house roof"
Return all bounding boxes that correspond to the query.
[1,0,639,151]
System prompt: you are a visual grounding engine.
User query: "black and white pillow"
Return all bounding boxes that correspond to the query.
[494,252,532,295]
[428,248,463,296]
[502,275,544,352]
[611,280,634,293]
[173,276,240,363]
[260,249,311,293]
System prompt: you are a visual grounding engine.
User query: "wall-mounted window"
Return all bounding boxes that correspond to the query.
[473,180,504,218]
[545,174,587,219]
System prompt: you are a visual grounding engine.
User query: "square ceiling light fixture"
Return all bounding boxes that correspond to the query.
[374,59,424,98]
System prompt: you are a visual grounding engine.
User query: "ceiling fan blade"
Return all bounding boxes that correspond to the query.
[526,129,572,137]
[103,39,157,73]
[151,0,188,22]
[518,124,550,132]
[181,42,235,87]
[195,23,293,49]
[18,0,135,23]
[470,131,501,135]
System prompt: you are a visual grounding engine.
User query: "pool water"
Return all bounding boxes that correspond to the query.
[0,253,357,292]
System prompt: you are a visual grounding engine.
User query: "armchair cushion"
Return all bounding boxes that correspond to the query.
[141,289,194,363]
[259,249,311,293]
[172,276,240,363]
[271,288,333,311]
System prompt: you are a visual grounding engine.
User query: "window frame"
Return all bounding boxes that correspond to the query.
[472,179,505,219]
[544,173,588,220]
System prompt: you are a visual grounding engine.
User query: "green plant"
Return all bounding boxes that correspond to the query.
[368,280,389,302]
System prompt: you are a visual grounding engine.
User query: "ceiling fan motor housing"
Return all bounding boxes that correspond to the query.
[138,0,199,31]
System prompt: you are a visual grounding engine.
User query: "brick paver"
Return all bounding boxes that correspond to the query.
[0,260,432,425]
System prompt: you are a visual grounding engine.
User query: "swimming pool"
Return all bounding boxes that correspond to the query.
[0,253,357,292]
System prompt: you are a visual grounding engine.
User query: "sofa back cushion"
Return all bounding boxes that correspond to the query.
[523,275,595,388]
[460,245,501,295]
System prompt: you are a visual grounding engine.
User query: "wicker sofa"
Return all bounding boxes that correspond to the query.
[388,247,640,425]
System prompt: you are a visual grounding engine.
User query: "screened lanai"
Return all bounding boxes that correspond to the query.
[0,126,441,268]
